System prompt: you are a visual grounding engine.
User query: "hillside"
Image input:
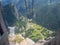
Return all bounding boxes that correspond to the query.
[33,3,60,31]
[2,2,60,31]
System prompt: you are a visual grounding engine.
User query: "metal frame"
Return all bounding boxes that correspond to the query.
[0,2,9,45]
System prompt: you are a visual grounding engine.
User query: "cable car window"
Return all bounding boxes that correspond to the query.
[1,0,60,45]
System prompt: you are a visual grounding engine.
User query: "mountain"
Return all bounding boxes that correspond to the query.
[1,0,60,14]
[2,0,60,31]
[11,0,60,18]
[13,0,60,10]
[33,3,60,31]
[1,0,12,6]
[2,3,17,26]
[1,0,60,6]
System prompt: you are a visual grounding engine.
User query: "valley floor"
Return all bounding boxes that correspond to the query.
[9,34,55,45]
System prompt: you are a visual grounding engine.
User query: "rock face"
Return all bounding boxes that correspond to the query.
[26,38,35,45]
[20,38,35,45]
[9,35,35,45]
[20,40,28,45]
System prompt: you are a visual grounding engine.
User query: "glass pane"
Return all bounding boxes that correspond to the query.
[1,0,60,45]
